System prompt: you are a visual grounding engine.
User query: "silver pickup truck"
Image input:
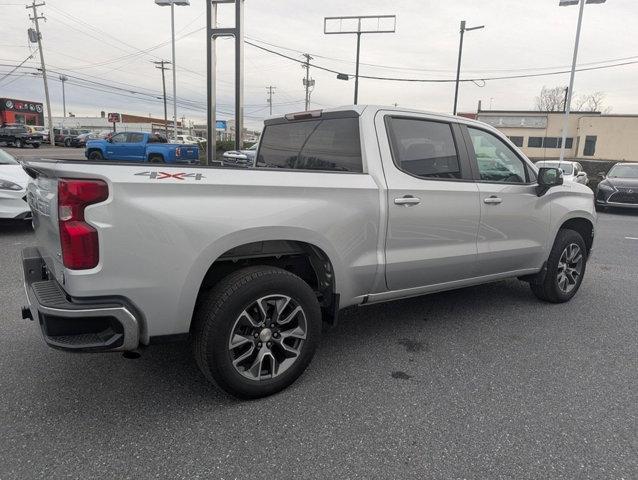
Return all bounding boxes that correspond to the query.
[21,106,596,398]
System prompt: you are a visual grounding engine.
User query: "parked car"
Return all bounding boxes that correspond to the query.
[85,131,199,163]
[20,106,596,399]
[26,125,50,143]
[535,161,588,185]
[53,128,89,147]
[71,132,100,148]
[172,134,200,145]
[595,162,638,211]
[222,143,257,168]
[0,149,30,219]
[0,124,42,148]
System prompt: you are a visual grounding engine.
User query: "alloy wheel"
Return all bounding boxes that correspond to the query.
[228,295,307,381]
[556,243,583,293]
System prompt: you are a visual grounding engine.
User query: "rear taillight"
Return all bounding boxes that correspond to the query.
[175,147,182,158]
[58,179,108,270]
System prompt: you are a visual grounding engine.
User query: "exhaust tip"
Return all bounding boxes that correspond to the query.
[122,350,141,360]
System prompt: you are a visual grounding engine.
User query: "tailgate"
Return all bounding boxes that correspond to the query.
[24,163,65,283]
[181,145,199,160]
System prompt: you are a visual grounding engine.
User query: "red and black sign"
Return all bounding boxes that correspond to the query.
[0,98,44,126]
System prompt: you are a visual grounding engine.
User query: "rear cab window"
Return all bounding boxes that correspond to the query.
[256,112,362,173]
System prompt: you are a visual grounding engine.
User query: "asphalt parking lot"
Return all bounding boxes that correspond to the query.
[0,212,636,479]
[2,144,87,161]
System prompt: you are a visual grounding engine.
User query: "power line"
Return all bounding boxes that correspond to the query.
[245,40,638,83]
[0,50,37,84]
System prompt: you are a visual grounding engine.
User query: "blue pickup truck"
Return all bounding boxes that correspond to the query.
[85,132,199,164]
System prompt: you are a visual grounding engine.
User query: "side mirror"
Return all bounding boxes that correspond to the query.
[536,167,563,197]
[577,171,587,178]
[107,137,113,143]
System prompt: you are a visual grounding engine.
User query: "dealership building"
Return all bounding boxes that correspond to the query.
[475,110,638,162]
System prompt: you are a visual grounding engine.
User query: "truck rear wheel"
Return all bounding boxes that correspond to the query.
[14,139,23,148]
[530,229,587,303]
[148,154,164,163]
[192,266,322,399]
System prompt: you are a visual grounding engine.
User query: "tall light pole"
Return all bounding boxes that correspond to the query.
[557,0,607,164]
[324,15,396,105]
[453,21,484,115]
[155,0,189,139]
[59,74,68,117]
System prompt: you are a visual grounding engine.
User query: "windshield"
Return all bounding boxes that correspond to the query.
[536,162,574,175]
[608,164,638,179]
[0,149,19,165]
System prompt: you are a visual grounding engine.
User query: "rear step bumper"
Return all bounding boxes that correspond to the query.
[22,247,140,352]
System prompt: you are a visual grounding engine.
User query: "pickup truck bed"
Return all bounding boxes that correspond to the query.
[20,105,596,398]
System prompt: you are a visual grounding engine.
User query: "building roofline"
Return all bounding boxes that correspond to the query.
[477,109,601,115]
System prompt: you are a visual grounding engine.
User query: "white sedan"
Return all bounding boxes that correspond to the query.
[0,149,31,220]
[535,161,589,185]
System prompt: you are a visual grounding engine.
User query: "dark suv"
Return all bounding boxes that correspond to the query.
[0,124,42,148]
[53,128,85,147]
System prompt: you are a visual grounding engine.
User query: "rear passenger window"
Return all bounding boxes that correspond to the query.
[386,117,461,179]
[128,133,144,143]
[256,117,362,172]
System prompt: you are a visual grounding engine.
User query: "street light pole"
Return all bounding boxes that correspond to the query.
[59,74,68,117]
[155,0,189,140]
[453,21,484,116]
[354,29,362,105]
[170,1,177,138]
[557,0,607,164]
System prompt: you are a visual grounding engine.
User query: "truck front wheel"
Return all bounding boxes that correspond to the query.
[88,150,104,160]
[192,266,322,399]
[530,229,587,303]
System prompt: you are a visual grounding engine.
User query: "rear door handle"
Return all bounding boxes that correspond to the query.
[483,196,502,205]
[394,195,421,206]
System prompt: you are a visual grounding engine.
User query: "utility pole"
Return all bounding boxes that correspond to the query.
[59,74,68,117]
[324,15,396,106]
[453,21,484,115]
[181,115,185,134]
[26,1,54,146]
[153,60,171,140]
[266,85,276,116]
[563,87,569,112]
[302,54,314,111]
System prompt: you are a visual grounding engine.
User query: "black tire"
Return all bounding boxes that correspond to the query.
[88,150,104,161]
[32,142,40,149]
[530,229,587,303]
[64,138,72,147]
[192,266,322,399]
[148,154,164,164]
[595,204,607,213]
[14,139,23,148]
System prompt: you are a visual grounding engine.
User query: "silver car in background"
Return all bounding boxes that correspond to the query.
[536,161,588,185]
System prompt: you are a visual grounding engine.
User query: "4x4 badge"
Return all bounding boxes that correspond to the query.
[135,171,205,181]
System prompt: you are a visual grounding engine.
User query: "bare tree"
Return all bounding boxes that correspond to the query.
[535,85,568,112]
[573,91,609,112]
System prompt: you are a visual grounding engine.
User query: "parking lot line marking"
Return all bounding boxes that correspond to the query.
[626,237,638,240]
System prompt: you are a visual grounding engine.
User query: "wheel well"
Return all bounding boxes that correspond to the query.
[148,153,164,161]
[560,218,594,256]
[196,240,338,324]
[87,148,102,156]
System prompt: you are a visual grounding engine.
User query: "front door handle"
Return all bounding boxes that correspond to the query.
[394,195,421,206]
[483,196,503,205]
